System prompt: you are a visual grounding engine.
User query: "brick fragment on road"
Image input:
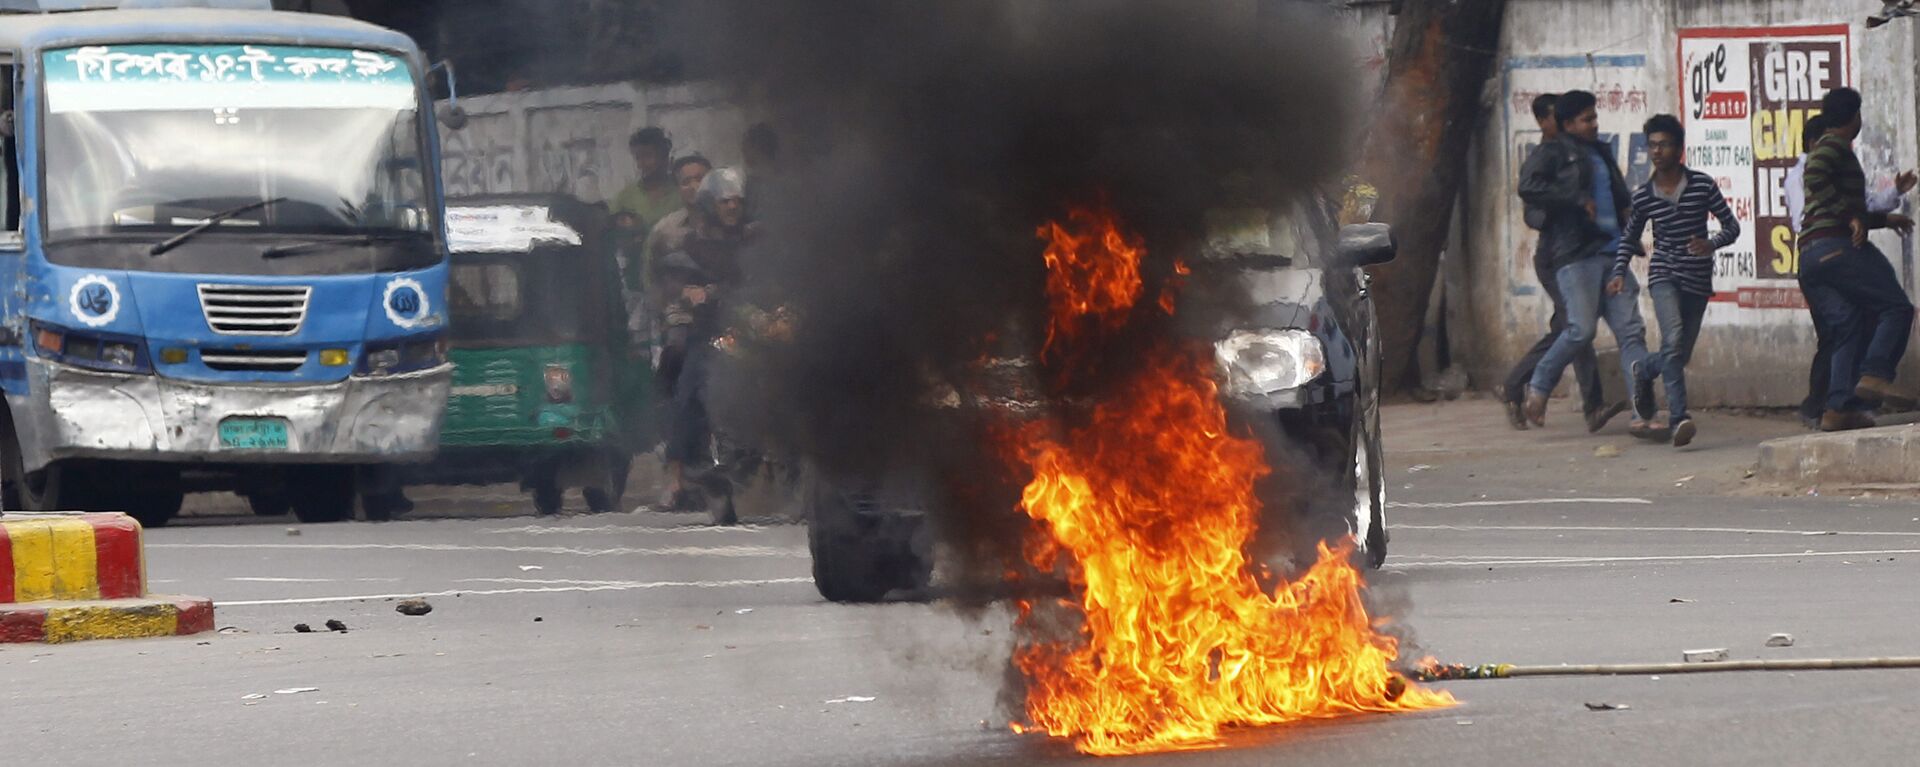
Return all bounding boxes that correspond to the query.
[1767,633,1796,648]
[1683,648,1730,663]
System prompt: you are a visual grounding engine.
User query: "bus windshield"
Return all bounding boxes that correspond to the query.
[41,44,432,246]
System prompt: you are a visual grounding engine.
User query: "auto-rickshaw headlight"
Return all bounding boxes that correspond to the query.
[544,364,574,403]
[320,348,351,367]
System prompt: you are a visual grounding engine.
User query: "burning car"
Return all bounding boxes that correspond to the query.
[804,200,1397,603]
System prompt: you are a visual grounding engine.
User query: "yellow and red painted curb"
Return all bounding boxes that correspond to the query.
[0,512,214,644]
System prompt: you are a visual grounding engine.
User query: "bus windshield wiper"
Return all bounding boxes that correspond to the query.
[148,197,289,257]
[261,232,425,260]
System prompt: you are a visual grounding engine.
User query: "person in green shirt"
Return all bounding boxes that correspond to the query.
[611,127,681,238]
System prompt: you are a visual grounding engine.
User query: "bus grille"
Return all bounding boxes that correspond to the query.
[201,349,309,373]
[198,284,311,336]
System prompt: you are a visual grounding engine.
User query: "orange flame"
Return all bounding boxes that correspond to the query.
[1036,203,1145,355]
[1008,207,1453,756]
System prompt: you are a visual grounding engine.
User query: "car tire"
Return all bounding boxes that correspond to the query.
[123,485,184,528]
[804,467,931,604]
[530,479,564,516]
[584,450,630,514]
[288,468,355,524]
[246,493,292,517]
[1355,385,1388,570]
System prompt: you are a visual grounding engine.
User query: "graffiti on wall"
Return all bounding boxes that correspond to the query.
[528,103,636,204]
[1679,25,1851,313]
[1502,54,1654,293]
[441,111,517,198]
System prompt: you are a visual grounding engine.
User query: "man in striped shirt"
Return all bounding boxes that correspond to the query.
[1799,87,1916,431]
[1607,114,1739,446]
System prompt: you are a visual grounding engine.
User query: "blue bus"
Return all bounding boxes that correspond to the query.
[0,0,451,525]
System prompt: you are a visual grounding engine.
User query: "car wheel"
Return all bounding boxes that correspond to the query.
[804,467,931,604]
[1355,388,1388,570]
[584,450,631,514]
[530,478,564,516]
[246,493,291,517]
[288,468,355,524]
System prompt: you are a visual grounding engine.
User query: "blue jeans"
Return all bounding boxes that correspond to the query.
[1530,256,1651,407]
[1799,237,1915,412]
[1645,282,1709,421]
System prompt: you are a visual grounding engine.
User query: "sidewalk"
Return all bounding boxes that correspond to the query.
[1384,395,1807,498]
[1756,413,1920,491]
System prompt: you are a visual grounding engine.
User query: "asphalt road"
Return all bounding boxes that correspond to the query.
[9,405,1920,766]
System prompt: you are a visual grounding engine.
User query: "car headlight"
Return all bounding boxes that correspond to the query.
[1215,328,1326,397]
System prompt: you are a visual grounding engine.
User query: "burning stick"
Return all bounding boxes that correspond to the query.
[1414,657,1920,682]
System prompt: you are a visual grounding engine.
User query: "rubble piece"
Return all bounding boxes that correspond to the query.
[293,623,313,633]
[324,619,348,633]
[286,528,302,537]
[1583,702,1630,711]
[1767,634,1796,648]
[1594,445,1622,458]
[1669,598,1695,604]
[274,687,319,695]
[395,599,433,617]
[1683,648,1729,663]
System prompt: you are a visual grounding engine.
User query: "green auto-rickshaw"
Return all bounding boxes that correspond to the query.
[408,195,645,514]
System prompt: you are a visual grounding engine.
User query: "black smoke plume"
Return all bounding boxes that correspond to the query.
[682,0,1362,585]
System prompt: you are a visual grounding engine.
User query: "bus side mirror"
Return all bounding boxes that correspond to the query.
[430,60,468,131]
[1337,223,1395,267]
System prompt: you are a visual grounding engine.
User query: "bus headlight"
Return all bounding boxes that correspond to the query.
[358,334,447,377]
[1215,329,1325,397]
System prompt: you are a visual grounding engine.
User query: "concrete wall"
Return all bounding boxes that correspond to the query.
[437,81,749,205]
[1460,0,1920,407]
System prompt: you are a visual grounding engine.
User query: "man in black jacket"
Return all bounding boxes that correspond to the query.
[1516,91,1654,431]
[1500,92,1623,432]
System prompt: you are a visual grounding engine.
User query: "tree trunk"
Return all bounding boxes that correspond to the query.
[1360,0,1507,394]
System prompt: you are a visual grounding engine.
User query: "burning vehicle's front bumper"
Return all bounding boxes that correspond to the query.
[11,359,451,472]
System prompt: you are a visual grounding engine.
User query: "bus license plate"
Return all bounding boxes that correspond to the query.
[219,418,290,450]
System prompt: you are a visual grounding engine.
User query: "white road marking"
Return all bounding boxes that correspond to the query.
[149,543,806,558]
[216,577,814,607]
[481,524,772,536]
[226,577,406,583]
[1397,524,1920,537]
[1389,497,1652,509]
[1388,548,1920,569]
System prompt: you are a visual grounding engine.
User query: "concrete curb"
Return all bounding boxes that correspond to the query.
[1757,423,1920,486]
[0,512,214,643]
[0,596,214,643]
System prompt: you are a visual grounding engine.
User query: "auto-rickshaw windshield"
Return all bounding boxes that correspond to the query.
[40,44,431,243]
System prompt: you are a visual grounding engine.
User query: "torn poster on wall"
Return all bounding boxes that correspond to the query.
[1679,24,1851,314]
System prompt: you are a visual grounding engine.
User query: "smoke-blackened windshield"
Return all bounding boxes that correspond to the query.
[41,44,431,244]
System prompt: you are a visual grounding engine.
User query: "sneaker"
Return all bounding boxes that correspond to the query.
[1585,401,1630,434]
[1820,409,1878,432]
[1504,400,1529,431]
[1855,375,1914,408]
[1522,389,1548,427]
[1629,361,1657,421]
[1671,417,1697,447]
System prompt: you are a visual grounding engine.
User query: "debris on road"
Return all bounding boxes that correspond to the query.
[241,693,267,700]
[1583,702,1630,711]
[325,619,349,633]
[1683,648,1729,663]
[735,608,754,615]
[218,626,247,635]
[518,565,543,571]
[1767,634,1796,648]
[286,528,302,537]
[1408,464,1434,473]
[293,623,313,633]
[534,616,543,622]
[826,696,876,704]
[1594,445,1622,458]
[1669,598,1695,604]
[396,599,433,616]
[274,687,319,695]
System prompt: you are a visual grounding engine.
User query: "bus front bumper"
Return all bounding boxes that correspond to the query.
[12,361,452,473]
